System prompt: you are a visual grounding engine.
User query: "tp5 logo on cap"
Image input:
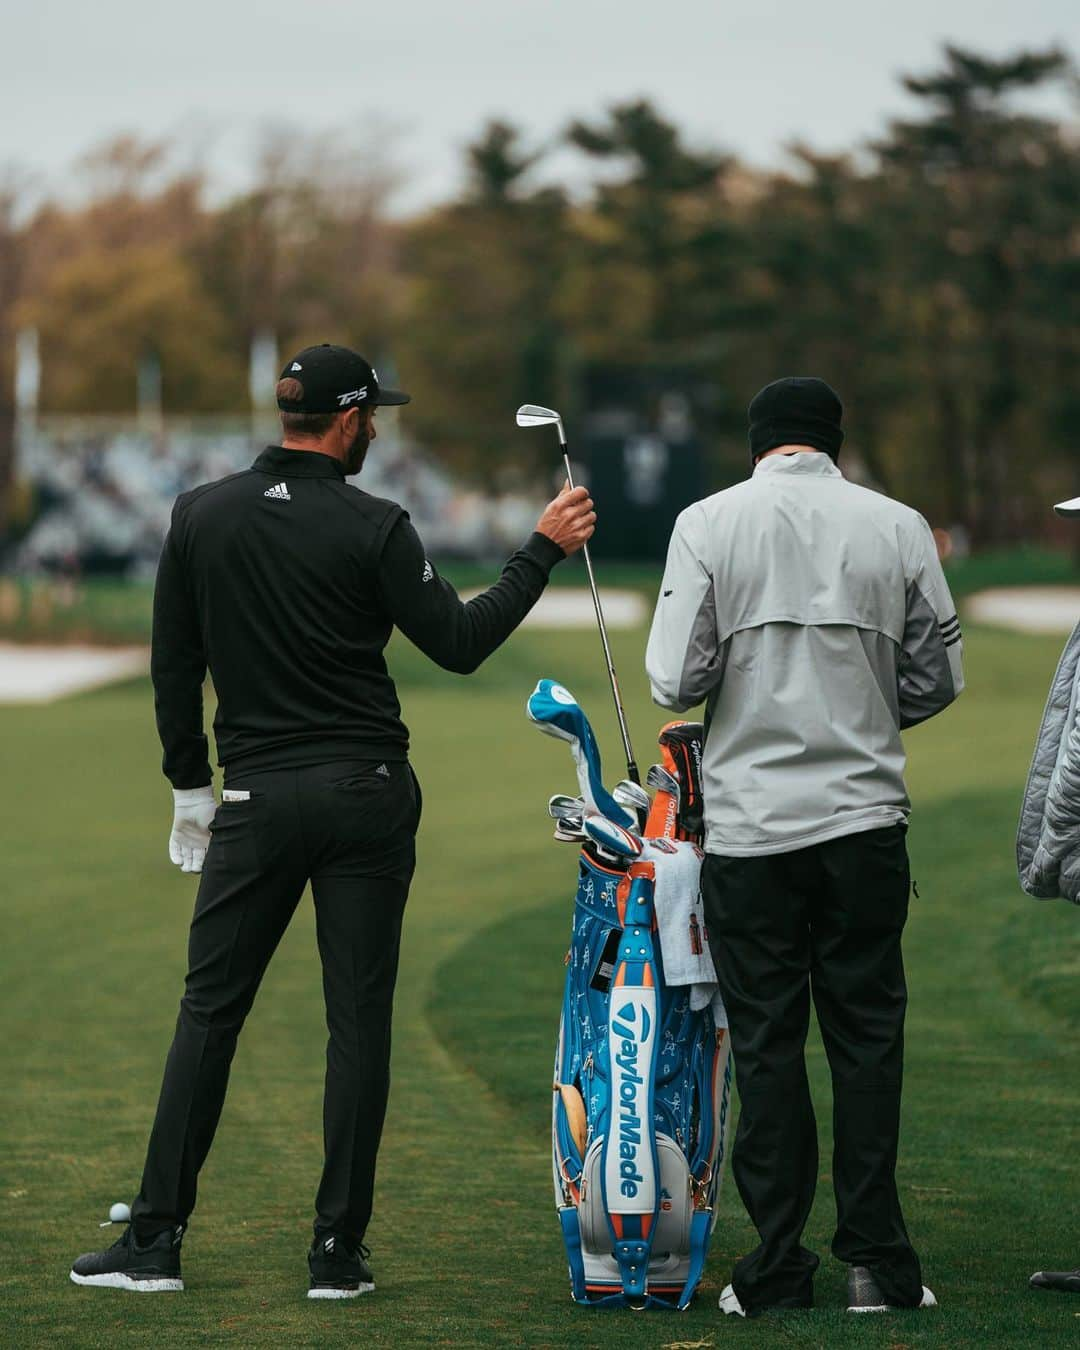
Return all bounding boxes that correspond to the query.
[276,344,410,414]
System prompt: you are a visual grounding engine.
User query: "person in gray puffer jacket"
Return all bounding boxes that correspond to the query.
[1016,491,1080,1298]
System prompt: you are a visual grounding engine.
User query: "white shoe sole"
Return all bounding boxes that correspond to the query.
[70,1271,183,1292]
[307,1282,375,1299]
[848,1286,936,1313]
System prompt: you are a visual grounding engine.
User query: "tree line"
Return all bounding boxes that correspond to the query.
[0,43,1077,546]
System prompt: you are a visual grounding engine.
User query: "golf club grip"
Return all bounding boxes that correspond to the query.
[562,448,639,783]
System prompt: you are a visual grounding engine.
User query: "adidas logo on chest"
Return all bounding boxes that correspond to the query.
[264,482,291,501]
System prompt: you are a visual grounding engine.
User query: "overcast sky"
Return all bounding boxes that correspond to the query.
[7,0,1078,213]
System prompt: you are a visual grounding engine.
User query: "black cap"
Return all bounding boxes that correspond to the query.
[748,376,843,465]
[277,344,409,413]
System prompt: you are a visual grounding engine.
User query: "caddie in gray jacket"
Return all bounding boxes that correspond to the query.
[646,377,963,1318]
[1016,490,1080,1298]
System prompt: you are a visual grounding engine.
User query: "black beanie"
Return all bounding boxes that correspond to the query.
[748,377,844,465]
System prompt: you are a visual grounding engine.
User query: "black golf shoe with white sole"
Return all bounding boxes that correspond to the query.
[70,1225,184,1292]
[718,1281,812,1317]
[307,1234,375,1299]
[1029,1267,1080,1294]
[846,1264,936,1313]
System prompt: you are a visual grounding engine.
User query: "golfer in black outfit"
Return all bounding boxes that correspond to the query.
[70,344,595,1298]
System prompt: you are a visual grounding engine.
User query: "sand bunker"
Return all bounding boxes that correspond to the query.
[965,587,1080,636]
[0,587,650,704]
[0,644,148,704]
[463,587,648,629]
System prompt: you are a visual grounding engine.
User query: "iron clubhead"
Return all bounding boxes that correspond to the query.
[612,779,650,835]
[516,403,562,428]
[612,779,650,815]
[646,763,680,802]
[516,404,566,445]
[583,813,644,859]
[549,793,586,821]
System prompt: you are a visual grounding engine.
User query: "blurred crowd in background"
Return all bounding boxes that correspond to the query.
[12,419,542,579]
[0,42,1077,577]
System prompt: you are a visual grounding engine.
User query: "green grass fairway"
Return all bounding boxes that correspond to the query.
[2,620,1078,1347]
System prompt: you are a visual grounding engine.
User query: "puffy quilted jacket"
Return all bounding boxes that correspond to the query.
[1017,619,1080,904]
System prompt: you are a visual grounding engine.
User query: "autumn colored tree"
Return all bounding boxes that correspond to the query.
[19,137,245,413]
[4,44,1077,544]
[196,127,402,384]
[394,121,572,477]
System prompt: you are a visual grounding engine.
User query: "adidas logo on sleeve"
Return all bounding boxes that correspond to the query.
[264,482,291,501]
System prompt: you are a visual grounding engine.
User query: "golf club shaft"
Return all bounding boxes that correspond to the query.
[562,448,640,785]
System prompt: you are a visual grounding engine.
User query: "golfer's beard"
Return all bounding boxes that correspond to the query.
[344,430,370,476]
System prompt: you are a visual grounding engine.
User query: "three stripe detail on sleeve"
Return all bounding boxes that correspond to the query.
[940,614,962,648]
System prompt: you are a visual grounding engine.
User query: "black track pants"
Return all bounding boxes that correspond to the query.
[131,759,420,1247]
[702,825,923,1313]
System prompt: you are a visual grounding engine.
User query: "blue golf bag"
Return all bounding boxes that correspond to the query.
[528,679,732,1310]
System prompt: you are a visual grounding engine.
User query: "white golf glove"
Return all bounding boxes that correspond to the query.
[169,786,217,874]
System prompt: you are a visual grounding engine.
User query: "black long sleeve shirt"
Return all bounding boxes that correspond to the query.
[151,444,565,787]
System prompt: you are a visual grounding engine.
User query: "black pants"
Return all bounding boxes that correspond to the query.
[702,825,923,1313]
[131,759,420,1247]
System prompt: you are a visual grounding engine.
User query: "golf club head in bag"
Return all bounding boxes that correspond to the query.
[646,764,680,801]
[530,682,731,1309]
[548,794,588,843]
[549,794,586,821]
[527,681,635,831]
[644,763,680,839]
[656,722,705,840]
[583,813,644,858]
[612,780,650,835]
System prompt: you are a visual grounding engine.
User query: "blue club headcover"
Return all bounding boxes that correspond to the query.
[526,679,634,830]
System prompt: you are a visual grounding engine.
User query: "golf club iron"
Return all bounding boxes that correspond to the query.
[554,816,586,843]
[583,813,645,859]
[549,793,586,820]
[612,779,650,834]
[646,763,680,805]
[516,403,640,785]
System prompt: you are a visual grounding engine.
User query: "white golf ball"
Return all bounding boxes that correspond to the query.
[109,1202,131,1223]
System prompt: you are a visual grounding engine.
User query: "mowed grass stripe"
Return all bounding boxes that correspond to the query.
[430,784,1079,1347]
[0,625,1076,1347]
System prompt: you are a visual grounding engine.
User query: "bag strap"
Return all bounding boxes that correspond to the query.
[558,1206,588,1303]
[676,1208,713,1310]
